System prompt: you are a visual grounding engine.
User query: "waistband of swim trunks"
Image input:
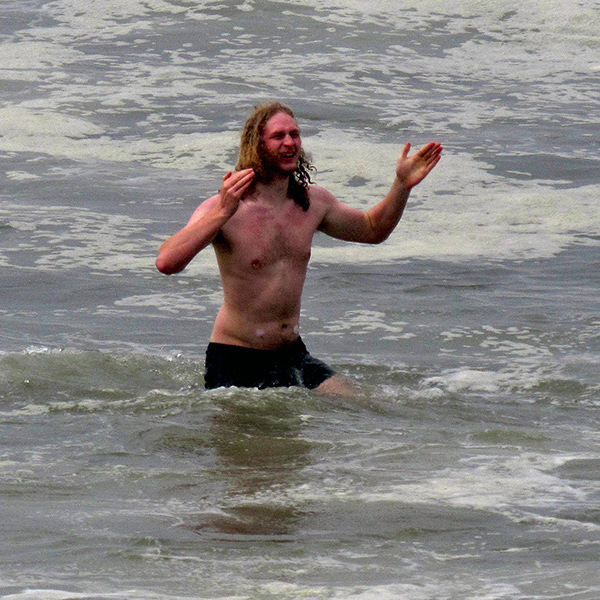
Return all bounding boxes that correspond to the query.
[206,337,306,356]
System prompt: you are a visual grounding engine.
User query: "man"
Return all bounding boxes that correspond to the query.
[156,102,442,393]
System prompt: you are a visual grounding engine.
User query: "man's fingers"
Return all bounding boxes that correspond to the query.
[223,169,253,186]
[418,142,440,157]
[415,143,442,168]
[400,142,442,164]
[221,168,254,196]
[425,154,441,172]
[232,169,255,190]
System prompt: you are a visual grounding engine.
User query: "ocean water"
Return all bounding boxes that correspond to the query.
[1,0,600,598]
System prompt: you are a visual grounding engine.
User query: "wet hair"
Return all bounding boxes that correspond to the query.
[235,102,315,210]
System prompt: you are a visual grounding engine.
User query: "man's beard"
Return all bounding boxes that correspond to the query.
[259,152,299,181]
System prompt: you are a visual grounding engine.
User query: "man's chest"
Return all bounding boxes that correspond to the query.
[221,202,319,267]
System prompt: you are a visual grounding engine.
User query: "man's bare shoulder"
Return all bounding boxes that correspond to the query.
[307,184,338,211]
[307,184,345,226]
[308,183,336,201]
[186,194,221,226]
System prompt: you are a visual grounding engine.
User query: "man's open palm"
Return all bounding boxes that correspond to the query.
[396,142,442,189]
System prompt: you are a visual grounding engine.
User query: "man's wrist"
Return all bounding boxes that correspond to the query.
[394,176,412,193]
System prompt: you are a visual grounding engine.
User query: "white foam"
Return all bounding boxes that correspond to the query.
[261,582,445,600]
[31,0,189,43]
[0,105,238,170]
[299,0,600,40]
[0,203,165,274]
[422,368,513,394]
[0,41,84,76]
[6,171,41,181]
[0,590,245,600]
[286,451,591,529]
[316,309,415,340]
[416,361,558,399]
[0,107,104,140]
[386,456,589,520]
[114,292,216,314]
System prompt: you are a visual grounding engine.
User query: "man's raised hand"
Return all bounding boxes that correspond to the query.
[219,168,255,217]
[395,142,442,190]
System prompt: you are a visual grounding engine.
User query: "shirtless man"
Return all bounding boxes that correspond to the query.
[156,102,442,393]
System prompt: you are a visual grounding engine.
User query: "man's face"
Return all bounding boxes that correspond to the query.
[261,111,302,174]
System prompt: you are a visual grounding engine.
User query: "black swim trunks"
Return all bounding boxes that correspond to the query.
[204,337,335,390]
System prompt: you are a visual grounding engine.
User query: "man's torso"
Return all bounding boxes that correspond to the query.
[209,186,330,349]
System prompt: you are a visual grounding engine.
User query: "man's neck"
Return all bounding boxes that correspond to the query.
[254,173,291,204]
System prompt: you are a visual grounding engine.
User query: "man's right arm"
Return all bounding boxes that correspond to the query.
[155,169,254,275]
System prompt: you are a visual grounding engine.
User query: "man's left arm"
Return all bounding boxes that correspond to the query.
[318,142,442,244]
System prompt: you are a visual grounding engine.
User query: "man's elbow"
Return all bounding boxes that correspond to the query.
[351,229,389,245]
[155,255,184,275]
[363,213,392,244]
[363,228,391,245]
